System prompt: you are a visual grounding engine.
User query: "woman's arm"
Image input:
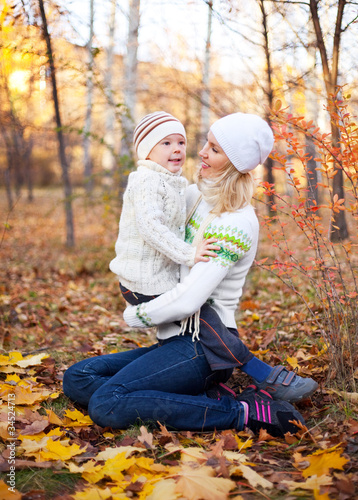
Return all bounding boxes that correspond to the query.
[123,257,229,327]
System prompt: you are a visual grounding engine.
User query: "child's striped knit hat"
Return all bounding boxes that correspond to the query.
[133,111,186,160]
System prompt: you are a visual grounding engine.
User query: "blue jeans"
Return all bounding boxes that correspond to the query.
[63,335,246,431]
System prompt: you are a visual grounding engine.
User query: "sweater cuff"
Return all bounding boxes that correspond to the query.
[123,305,153,328]
[187,246,196,268]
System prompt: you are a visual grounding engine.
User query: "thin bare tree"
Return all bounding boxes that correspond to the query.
[258,0,276,215]
[200,1,213,145]
[102,0,117,189]
[83,0,95,194]
[38,0,75,247]
[121,0,140,161]
[309,0,348,240]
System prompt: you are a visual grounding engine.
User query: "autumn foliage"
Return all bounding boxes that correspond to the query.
[258,91,358,393]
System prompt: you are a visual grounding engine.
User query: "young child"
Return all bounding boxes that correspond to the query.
[110,111,216,304]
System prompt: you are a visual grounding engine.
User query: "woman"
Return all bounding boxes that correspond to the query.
[63,113,315,437]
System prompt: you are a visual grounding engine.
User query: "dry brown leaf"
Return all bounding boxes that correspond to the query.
[21,418,50,436]
[138,425,155,449]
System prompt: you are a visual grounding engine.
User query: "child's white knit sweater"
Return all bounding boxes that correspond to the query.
[109,160,196,295]
[123,184,259,339]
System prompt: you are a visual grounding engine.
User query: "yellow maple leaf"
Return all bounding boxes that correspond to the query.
[45,409,64,426]
[82,452,136,484]
[5,374,21,384]
[173,464,235,500]
[303,448,348,478]
[64,408,93,426]
[287,356,299,370]
[128,456,155,473]
[0,352,23,365]
[40,438,87,461]
[71,486,113,500]
[234,436,253,450]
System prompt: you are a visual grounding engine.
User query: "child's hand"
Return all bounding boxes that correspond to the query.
[194,237,220,263]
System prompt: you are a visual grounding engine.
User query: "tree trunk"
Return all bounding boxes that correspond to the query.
[83,0,95,194]
[305,19,319,208]
[309,0,348,240]
[259,0,275,216]
[102,0,117,189]
[1,125,14,211]
[38,0,75,247]
[121,0,140,161]
[200,1,213,145]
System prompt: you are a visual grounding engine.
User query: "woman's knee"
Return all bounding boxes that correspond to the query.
[88,390,130,429]
[62,364,79,399]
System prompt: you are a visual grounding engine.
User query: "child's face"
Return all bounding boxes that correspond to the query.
[147,134,186,173]
[198,130,229,179]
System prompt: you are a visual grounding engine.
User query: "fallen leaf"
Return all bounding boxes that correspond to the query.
[303,448,349,478]
[147,478,179,500]
[173,464,235,500]
[282,474,333,491]
[96,446,145,460]
[237,464,273,489]
[16,353,49,368]
[71,486,113,500]
[138,425,155,449]
[40,439,87,461]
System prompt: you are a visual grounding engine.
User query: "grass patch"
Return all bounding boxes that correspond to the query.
[1,468,82,499]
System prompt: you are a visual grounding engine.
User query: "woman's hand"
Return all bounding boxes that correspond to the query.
[194,237,220,264]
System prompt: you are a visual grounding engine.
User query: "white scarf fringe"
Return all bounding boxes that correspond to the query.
[179,309,201,341]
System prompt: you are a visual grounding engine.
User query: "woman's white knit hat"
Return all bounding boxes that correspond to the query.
[133,111,186,160]
[210,113,274,173]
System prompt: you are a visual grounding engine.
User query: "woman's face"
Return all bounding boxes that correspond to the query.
[198,130,229,179]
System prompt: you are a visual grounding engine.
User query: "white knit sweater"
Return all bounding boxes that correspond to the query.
[109,160,196,295]
[123,184,259,338]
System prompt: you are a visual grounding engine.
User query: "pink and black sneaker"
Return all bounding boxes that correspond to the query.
[206,382,238,400]
[238,385,305,437]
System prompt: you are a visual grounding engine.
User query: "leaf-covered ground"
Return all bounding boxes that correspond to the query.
[0,189,357,499]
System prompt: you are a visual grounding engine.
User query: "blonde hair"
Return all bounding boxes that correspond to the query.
[194,162,257,215]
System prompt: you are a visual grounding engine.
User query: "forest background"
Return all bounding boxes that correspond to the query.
[1,0,358,499]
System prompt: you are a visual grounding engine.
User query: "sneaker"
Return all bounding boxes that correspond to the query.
[239,385,305,437]
[254,366,318,403]
[206,382,238,401]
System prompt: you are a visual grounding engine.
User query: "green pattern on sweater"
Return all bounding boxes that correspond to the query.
[185,215,252,267]
[136,304,154,327]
